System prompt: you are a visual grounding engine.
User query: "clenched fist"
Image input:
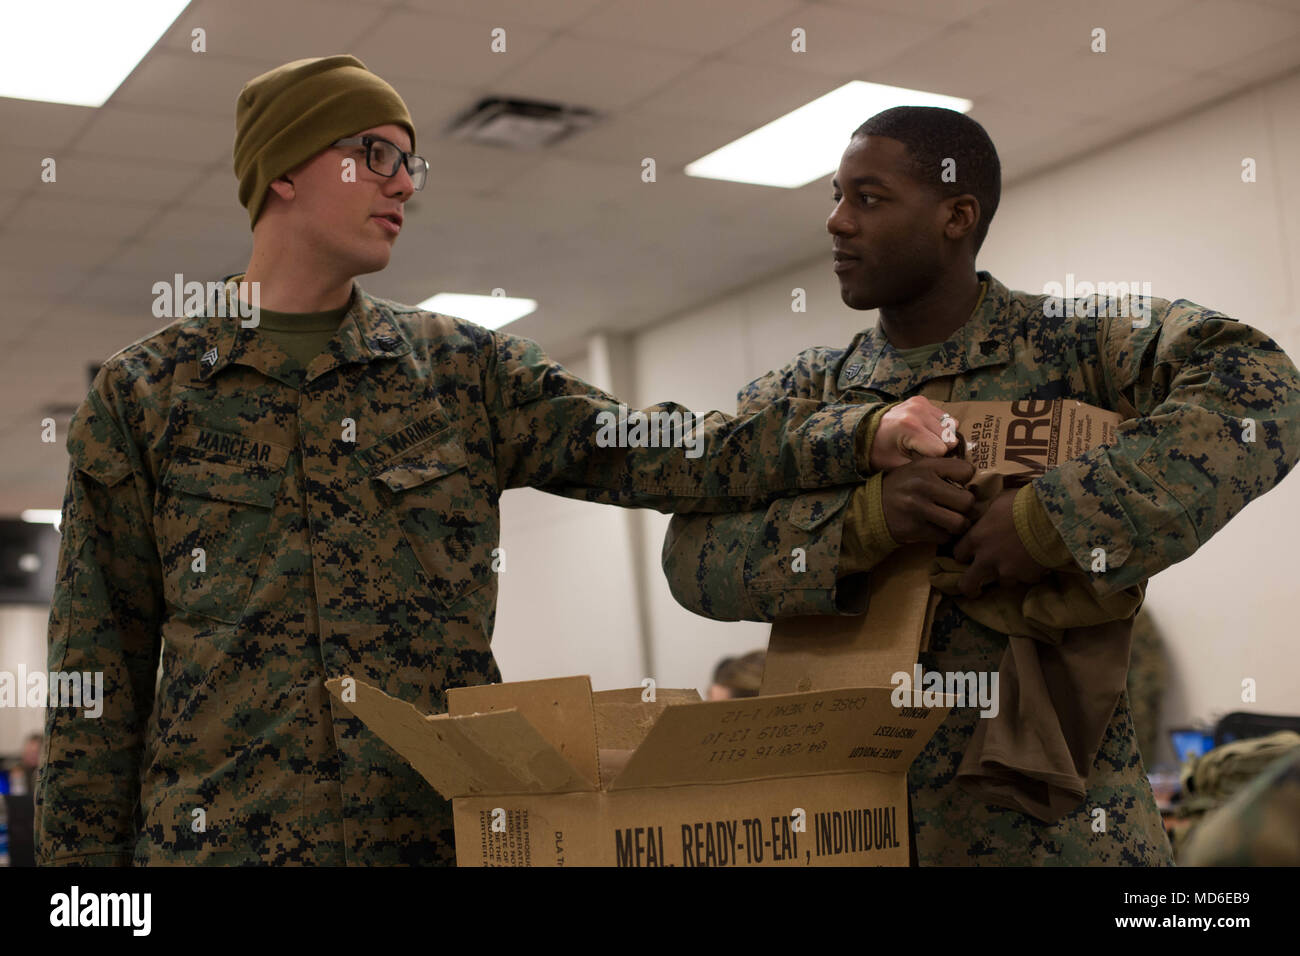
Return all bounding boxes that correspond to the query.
[881,457,977,546]
[870,396,960,472]
[952,487,1051,596]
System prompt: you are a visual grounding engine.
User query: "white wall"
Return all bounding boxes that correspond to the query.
[489,350,648,691]
[0,607,50,755]
[491,70,1300,763]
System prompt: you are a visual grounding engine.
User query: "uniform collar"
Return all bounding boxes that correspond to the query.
[193,273,411,385]
[836,270,1015,397]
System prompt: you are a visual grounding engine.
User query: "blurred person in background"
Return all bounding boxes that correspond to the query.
[708,650,766,700]
[4,732,41,867]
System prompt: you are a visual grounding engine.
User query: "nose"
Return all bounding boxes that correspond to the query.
[827,197,854,237]
[389,163,415,200]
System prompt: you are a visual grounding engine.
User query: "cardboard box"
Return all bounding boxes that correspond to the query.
[324,542,947,866]
[327,399,1121,867]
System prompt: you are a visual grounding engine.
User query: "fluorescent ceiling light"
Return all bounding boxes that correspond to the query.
[22,509,62,532]
[685,81,972,189]
[0,0,192,107]
[418,293,538,331]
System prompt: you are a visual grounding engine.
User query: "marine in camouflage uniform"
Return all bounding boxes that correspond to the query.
[37,277,874,866]
[662,270,1300,866]
[1179,745,1300,866]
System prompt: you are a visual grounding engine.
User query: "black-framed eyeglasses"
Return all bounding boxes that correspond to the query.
[333,135,428,191]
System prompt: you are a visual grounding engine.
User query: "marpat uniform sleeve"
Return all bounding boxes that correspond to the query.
[1031,299,1300,596]
[660,351,893,622]
[485,331,874,512]
[36,374,164,866]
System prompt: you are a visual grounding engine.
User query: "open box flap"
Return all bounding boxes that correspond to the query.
[448,675,601,789]
[762,544,935,696]
[607,685,952,790]
[325,676,596,797]
[595,700,670,752]
[592,688,702,751]
[592,688,702,705]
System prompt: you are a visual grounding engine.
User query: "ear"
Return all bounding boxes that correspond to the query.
[266,175,295,202]
[944,194,980,243]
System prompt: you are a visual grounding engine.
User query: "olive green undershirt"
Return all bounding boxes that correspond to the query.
[254,303,352,371]
[893,342,942,373]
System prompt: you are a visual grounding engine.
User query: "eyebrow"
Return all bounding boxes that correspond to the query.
[831,175,892,190]
[365,132,413,152]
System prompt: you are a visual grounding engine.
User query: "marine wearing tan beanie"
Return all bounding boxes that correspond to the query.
[233,54,416,229]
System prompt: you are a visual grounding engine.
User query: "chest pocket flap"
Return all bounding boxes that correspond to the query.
[373,436,467,492]
[163,456,285,507]
[369,433,493,608]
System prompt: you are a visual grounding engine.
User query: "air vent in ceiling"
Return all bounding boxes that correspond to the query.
[445,97,599,149]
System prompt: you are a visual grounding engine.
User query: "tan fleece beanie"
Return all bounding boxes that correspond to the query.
[233,54,415,228]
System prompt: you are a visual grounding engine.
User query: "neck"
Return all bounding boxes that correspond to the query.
[240,234,354,313]
[879,269,982,350]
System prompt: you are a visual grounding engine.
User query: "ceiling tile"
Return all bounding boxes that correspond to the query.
[0,98,93,150]
[0,265,94,301]
[74,108,231,165]
[419,137,545,195]
[967,97,1093,160]
[0,144,60,197]
[351,10,553,87]
[1120,71,1250,129]
[870,0,1193,102]
[591,173,767,237]
[373,76,481,140]
[723,4,949,77]
[3,194,159,240]
[181,166,242,209]
[29,155,201,204]
[0,193,22,225]
[404,0,609,29]
[1140,0,1300,73]
[491,155,641,207]
[1212,38,1300,84]
[78,272,191,320]
[552,109,751,171]
[492,35,698,112]
[157,0,388,59]
[0,234,120,272]
[989,53,1199,122]
[871,22,1064,103]
[149,199,253,245]
[571,0,805,55]
[816,0,1006,22]
[98,236,250,282]
[634,59,843,126]
[109,52,276,117]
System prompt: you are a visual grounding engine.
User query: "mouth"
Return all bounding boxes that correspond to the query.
[372,213,402,235]
[832,252,860,274]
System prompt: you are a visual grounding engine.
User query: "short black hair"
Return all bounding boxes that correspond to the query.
[852,106,1001,252]
[712,650,765,697]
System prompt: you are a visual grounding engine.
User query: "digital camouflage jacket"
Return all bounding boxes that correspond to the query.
[38,275,874,866]
[663,271,1300,866]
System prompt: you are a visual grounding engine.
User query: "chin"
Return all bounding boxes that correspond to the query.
[840,284,874,312]
[351,250,391,277]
